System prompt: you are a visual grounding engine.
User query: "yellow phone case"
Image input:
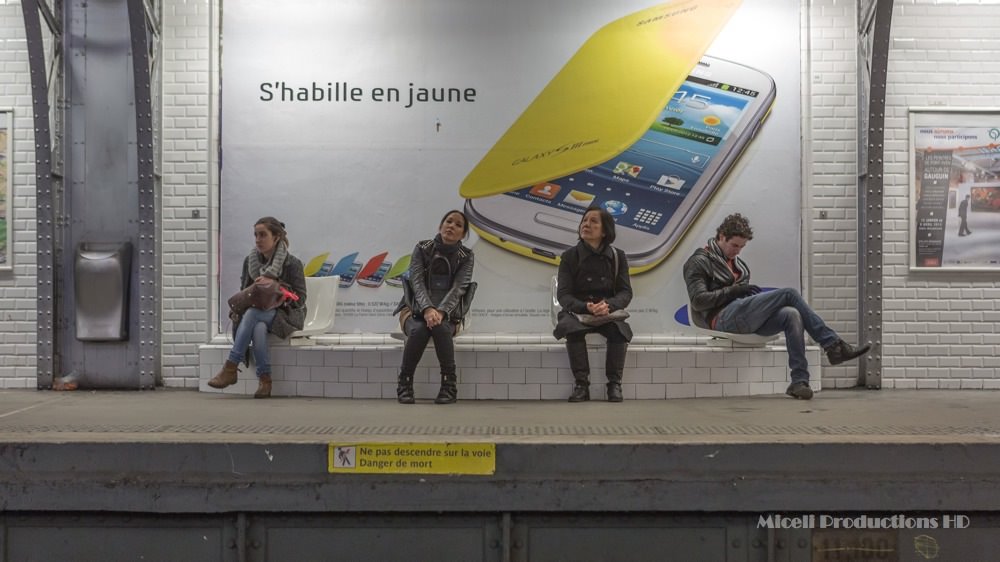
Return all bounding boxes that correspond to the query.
[461,0,742,199]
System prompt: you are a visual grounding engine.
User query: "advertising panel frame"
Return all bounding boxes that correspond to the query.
[909,107,1000,272]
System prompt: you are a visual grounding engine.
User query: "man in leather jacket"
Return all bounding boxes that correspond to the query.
[683,213,871,400]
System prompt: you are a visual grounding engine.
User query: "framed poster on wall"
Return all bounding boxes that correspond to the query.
[909,108,1000,271]
[0,108,11,270]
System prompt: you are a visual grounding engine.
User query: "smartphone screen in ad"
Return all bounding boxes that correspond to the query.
[500,75,760,236]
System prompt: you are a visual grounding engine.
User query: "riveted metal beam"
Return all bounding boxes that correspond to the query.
[37,0,61,37]
[127,0,160,389]
[857,0,893,389]
[22,0,59,389]
[142,0,161,39]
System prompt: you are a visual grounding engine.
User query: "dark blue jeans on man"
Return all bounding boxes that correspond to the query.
[713,288,838,384]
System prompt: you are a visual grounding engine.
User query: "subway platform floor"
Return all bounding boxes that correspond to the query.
[2,388,1000,515]
[1,387,998,444]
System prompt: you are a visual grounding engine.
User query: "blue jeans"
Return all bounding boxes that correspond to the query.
[229,307,277,377]
[714,288,839,384]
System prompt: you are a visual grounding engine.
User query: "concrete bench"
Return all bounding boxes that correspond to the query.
[198,332,818,400]
[199,278,816,399]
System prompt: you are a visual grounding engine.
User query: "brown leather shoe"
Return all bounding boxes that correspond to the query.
[254,375,272,399]
[207,360,239,389]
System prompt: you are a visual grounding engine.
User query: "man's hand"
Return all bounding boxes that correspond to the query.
[734,283,761,297]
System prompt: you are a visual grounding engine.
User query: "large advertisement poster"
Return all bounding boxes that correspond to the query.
[220,0,801,334]
[910,109,1000,270]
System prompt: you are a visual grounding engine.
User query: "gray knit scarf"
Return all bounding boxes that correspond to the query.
[706,238,751,281]
[247,240,288,280]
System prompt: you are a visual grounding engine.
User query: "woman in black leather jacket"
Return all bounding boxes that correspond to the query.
[395,210,475,404]
[553,206,633,402]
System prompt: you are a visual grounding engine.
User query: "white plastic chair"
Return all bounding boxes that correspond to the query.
[289,276,339,340]
[550,275,561,328]
[687,300,778,347]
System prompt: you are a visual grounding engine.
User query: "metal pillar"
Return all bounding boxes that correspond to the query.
[25,0,160,388]
[22,0,62,389]
[857,0,893,389]
[127,0,161,389]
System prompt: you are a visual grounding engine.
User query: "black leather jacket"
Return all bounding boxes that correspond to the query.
[682,246,752,329]
[394,239,474,321]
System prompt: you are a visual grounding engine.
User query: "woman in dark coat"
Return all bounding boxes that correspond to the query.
[394,210,475,404]
[553,206,632,402]
[208,216,307,398]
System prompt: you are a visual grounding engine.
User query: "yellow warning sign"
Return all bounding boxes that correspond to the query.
[328,443,496,475]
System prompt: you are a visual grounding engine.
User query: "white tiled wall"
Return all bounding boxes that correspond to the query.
[806,0,863,388]
[2,0,998,390]
[159,0,214,387]
[880,3,1000,387]
[807,1,1000,388]
[0,1,38,388]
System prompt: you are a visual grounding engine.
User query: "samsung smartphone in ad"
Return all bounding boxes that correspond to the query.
[465,56,775,273]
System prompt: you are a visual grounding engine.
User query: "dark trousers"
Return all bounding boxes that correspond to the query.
[566,324,628,383]
[400,319,456,377]
[959,216,971,236]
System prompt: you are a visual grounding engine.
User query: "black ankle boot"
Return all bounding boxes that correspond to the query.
[569,384,590,402]
[567,339,590,402]
[435,374,457,404]
[605,342,627,402]
[606,383,623,402]
[397,374,415,404]
[825,339,871,366]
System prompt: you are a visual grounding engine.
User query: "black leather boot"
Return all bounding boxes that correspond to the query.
[397,373,415,404]
[435,373,457,404]
[567,339,590,402]
[824,339,871,366]
[605,342,627,402]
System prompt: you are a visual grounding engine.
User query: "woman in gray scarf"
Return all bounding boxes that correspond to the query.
[208,216,307,398]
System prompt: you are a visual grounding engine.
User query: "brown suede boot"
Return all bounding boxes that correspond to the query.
[207,360,239,389]
[254,375,272,399]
